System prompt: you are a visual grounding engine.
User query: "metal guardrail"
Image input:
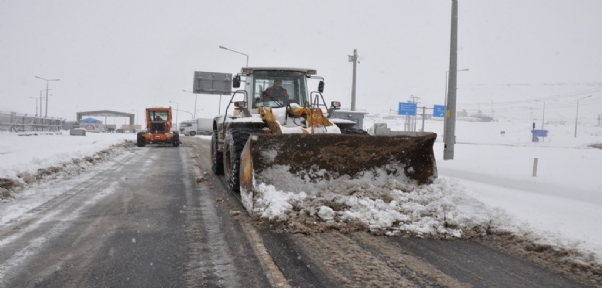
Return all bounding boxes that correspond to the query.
[0,111,65,133]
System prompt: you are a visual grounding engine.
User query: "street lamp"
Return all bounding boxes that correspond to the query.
[169,101,179,132]
[219,45,249,67]
[28,97,38,116]
[535,100,546,130]
[39,89,51,117]
[182,89,198,119]
[35,76,60,117]
[574,95,592,138]
[443,68,469,140]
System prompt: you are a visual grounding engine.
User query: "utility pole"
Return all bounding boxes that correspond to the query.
[409,95,420,132]
[442,68,468,139]
[443,0,459,160]
[421,106,426,132]
[348,49,359,111]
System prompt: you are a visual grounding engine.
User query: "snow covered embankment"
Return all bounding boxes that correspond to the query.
[0,140,133,200]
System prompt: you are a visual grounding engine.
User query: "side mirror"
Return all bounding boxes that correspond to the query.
[318,81,325,93]
[233,75,241,88]
[330,101,341,109]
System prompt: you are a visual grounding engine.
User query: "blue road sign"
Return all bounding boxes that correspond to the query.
[398,102,417,116]
[532,129,548,137]
[433,105,446,117]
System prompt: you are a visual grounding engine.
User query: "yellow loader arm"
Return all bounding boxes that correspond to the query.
[257,106,334,134]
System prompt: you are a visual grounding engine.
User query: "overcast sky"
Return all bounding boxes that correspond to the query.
[2,0,601,123]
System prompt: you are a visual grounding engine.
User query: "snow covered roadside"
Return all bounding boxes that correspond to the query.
[0,131,135,200]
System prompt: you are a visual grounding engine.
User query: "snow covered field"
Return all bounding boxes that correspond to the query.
[1,118,601,266]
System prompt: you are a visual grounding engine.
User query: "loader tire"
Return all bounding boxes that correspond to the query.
[211,130,224,175]
[223,127,262,192]
[340,127,369,135]
[137,132,146,147]
[172,132,180,147]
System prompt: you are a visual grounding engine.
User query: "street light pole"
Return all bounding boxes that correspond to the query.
[574,95,591,138]
[169,101,179,132]
[35,76,60,117]
[39,89,51,117]
[219,45,249,67]
[182,90,198,119]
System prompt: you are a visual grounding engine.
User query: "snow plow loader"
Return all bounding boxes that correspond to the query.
[210,67,437,215]
[137,107,180,147]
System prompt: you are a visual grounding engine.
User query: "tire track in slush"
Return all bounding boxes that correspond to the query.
[291,232,419,287]
[180,139,290,287]
[181,147,242,287]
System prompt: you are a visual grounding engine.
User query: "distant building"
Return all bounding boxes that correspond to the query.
[80,118,102,131]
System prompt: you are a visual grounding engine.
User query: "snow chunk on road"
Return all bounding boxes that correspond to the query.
[317,206,334,220]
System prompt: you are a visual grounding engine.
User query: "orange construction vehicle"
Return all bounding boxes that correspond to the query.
[136,107,180,147]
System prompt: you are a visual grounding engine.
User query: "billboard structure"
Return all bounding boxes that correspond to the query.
[193,71,232,95]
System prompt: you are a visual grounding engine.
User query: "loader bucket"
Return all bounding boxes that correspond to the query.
[239,133,437,215]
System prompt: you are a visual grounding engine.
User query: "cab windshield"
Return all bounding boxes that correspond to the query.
[252,71,307,108]
[149,111,168,121]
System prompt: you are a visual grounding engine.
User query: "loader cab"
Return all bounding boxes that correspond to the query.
[248,70,309,110]
[148,110,170,133]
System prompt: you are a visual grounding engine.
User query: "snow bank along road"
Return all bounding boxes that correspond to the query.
[0,137,593,287]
